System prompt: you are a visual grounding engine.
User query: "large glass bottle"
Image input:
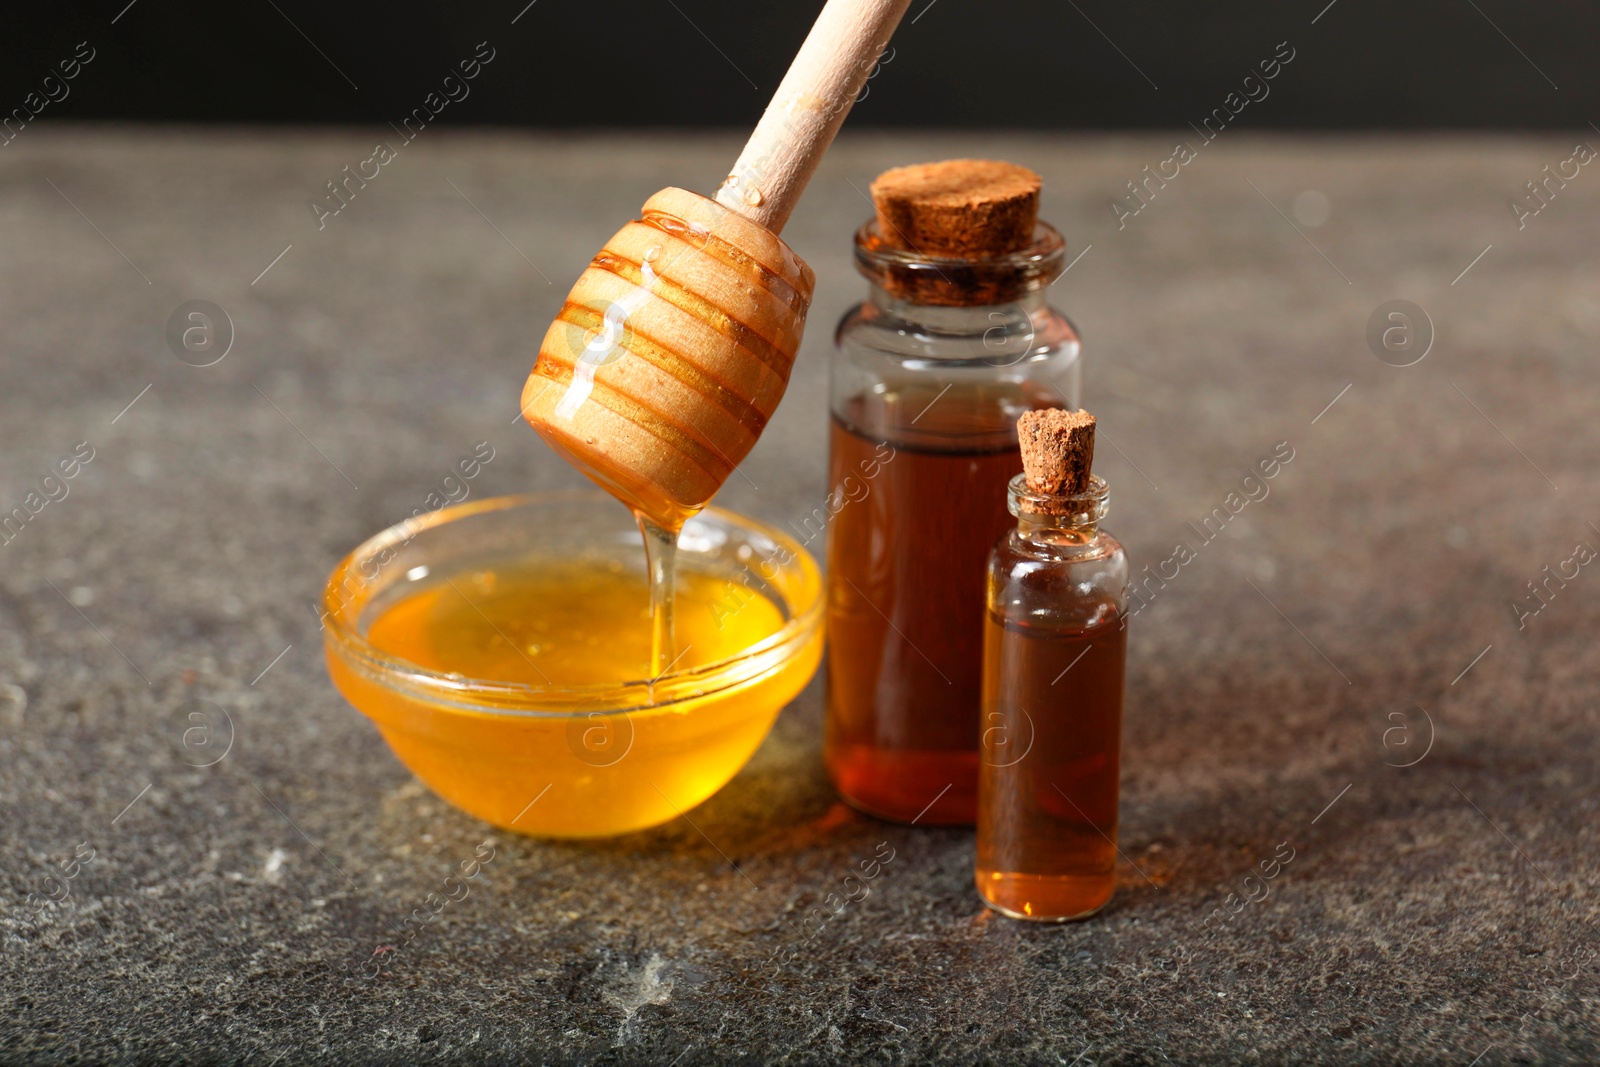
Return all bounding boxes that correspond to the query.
[977,473,1128,920]
[824,218,1082,825]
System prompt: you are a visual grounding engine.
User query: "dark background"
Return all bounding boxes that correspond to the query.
[6,0,1592,130]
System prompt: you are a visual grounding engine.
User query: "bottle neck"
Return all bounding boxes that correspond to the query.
[867,284,1050,319]
[1008,473,1110,543]
[851,218,1067,307]
[863,287,1048,367]
[1016,513,1101,539]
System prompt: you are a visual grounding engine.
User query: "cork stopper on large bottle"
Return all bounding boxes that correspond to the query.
[870,159,1042,258]
[1018,408,1096,497]
[861,159,1056,306]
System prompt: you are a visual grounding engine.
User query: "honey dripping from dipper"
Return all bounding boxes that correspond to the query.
[520,189,817,677]
[516,0,915,677]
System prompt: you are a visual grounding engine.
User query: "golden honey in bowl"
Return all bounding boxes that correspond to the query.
[366,559,785,689]
[322,494,823,839]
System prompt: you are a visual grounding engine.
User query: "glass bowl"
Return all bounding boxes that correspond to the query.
[321,492,824,838]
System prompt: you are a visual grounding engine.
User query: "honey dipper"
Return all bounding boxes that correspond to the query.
[521,0,912,530]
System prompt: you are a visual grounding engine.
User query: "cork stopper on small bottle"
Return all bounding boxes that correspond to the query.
[870,159,1042,258]
[1018,408,1096,499]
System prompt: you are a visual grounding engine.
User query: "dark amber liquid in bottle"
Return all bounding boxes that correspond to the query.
[825,389,1055,825]
[977,611,1125,920]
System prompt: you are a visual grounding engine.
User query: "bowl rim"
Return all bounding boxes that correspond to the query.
[321,491,824,718]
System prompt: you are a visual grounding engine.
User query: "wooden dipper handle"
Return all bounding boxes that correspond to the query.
[715,0,913,233]
[524,0,907,527]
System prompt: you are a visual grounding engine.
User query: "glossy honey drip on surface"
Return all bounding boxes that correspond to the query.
[366,557,782,685]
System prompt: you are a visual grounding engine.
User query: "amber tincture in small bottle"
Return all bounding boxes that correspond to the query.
[977,409,1128,921]
[826,160,1083,825]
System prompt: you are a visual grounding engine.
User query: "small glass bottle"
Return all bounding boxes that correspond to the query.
[825,161,1082,826]
[977,411,1128,921]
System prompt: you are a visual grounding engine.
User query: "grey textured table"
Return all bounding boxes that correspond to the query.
[3,129,1598,1064]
